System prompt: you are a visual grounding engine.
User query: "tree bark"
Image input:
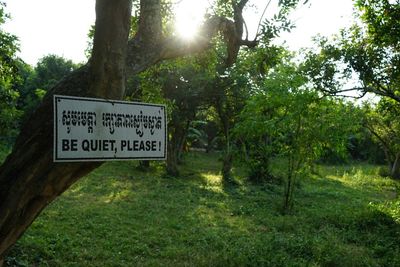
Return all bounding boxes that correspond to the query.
[214,93,235,184]
[166,143,180,177]
[177,120,191,164]
[166,117,189,176]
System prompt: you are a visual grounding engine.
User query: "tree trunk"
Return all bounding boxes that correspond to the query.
[166,123,188,176]
[283,156,296,214]
[166,114,191,176]
[166,142,180,177]
[176,120,190,164]
[390,153,400,179]
[222,152,233,183]
[0,0,132,259]
[221,117,234,184]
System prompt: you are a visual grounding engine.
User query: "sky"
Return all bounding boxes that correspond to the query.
[3,0,96,65]
[3,0,355,66]
[274,0,355,50]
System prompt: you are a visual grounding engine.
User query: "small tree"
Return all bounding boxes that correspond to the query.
[162,59,209,176]
[236,59,361,212]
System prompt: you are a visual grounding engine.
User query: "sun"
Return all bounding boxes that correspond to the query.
[175,13,201,40]
[174,0,209,40]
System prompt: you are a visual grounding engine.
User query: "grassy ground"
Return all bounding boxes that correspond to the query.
[3,151,400,266]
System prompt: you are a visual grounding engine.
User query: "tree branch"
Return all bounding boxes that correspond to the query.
[255,0,272,40]
[126,0,259,76]
[137,0,162,42]
[364,122,394,160]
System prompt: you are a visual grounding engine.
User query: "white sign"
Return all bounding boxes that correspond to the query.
[53,95,167,162]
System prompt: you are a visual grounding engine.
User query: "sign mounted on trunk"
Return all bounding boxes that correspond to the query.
[53,95,167,162]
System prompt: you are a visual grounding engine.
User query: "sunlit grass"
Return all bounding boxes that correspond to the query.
[3,151,400,266]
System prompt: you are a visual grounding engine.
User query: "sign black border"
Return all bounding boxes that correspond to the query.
[54,94,167,162]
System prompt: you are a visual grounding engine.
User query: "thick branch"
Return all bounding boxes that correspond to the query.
[319,83,400,102]
[364,123,394,160]
[126,0,257,75]
[367,84,400,103]
[137,0,162,42]
[161,16,236,60]
[89,0,132,98]
[318,87,368,99]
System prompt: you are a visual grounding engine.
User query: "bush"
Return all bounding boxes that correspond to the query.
[247,159,281,184]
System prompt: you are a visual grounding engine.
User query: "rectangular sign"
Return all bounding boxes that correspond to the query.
[53,95,167,162]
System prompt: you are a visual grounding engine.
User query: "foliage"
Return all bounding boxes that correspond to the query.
[0,142,10,160]
[303,0,400,103]
[235,59,362,211]
[200,0,305,184]
[0,2,22,143]
[204,44,283,183]
[16,55,78,118]
[0,5,78,144]
[356,0,400,48]
[300,0,400,170]
[346,129,385,164]
[32,55,77,90]
[163,57,213,175]
[3,151,399,266]
[131,53,218,176]
[187,118,221,152]
[186,122,208,149]
[363,98,400,178]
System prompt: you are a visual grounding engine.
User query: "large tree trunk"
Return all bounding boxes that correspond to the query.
[166,143,180,177]
[214,94,234,184]
[0,0,132,259]
[211,0,252,183]
[176,120,191,164]
[166,118,188,176]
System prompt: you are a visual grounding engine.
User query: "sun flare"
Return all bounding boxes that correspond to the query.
[174,0,209,40]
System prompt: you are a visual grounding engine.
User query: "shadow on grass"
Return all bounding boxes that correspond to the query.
[6,152,400,266]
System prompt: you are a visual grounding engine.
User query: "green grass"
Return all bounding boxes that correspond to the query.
[3,152,400,266]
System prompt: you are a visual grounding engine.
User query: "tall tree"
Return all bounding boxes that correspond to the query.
[0,0,267,260]
[163,58,212,176]
[206,0,300,183]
